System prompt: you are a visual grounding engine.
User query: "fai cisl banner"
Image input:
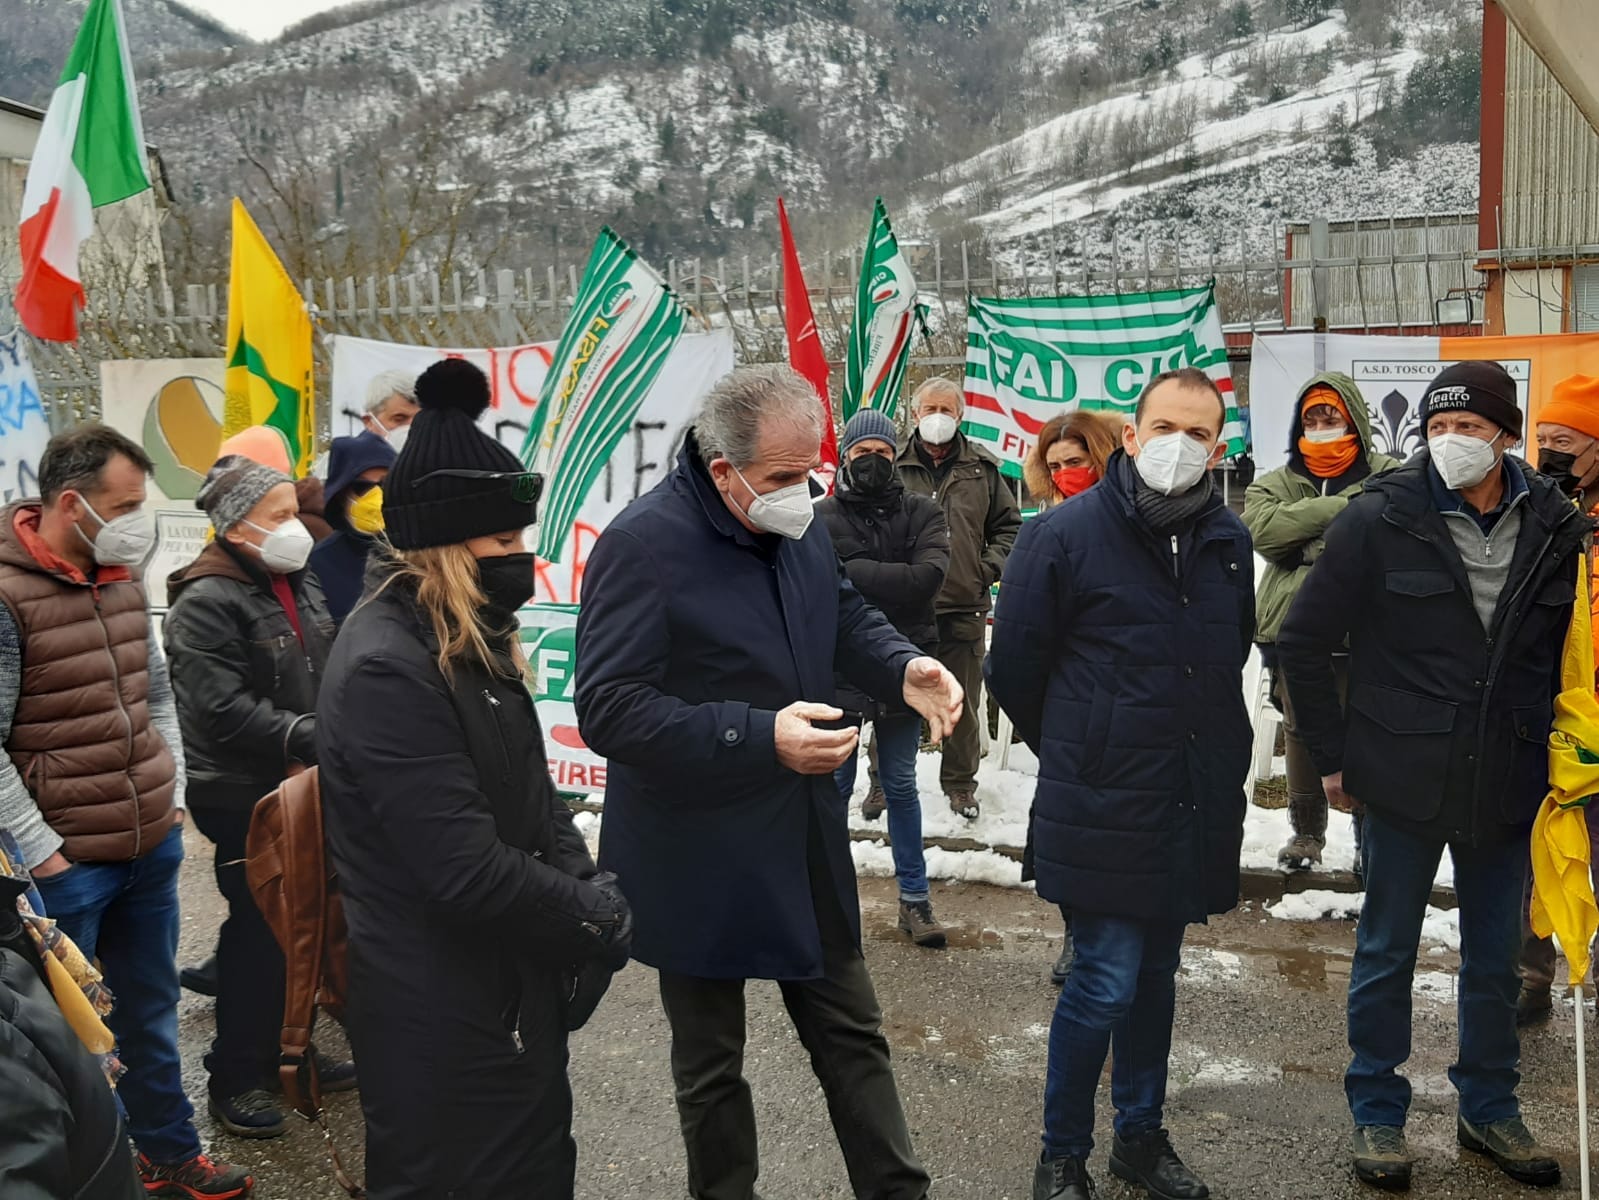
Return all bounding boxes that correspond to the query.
[963,283,1242,476]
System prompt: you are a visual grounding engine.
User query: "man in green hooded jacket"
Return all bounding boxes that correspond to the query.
[1243,372,1403,870]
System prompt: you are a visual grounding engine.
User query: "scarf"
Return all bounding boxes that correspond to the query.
[1131,468,1217,535]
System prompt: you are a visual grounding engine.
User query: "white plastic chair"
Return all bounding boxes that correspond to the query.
[1245,651,1282,801]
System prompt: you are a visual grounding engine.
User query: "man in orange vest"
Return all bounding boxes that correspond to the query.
[1522,373,1599,1024]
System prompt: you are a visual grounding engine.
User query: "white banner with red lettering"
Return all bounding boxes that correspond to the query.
[330,331,735,792]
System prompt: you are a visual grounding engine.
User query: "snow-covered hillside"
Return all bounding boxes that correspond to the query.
[117,0,1482,276]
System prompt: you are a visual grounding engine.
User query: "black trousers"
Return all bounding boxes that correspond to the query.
[188,798,286,1097]
[656,851,929,1200]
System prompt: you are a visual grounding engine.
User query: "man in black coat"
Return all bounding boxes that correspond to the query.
[575,365,965,1200]
[1280,362,1580,1192]
[988,369,1253,1200]
[817,408,952,948]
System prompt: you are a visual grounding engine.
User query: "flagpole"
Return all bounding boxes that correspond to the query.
[1579,984,1592,1200]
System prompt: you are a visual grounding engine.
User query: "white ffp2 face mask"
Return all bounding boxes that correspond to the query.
[244,517,315,573]
[75,498,156,567]
[1304,426,1349,444]
[1133,431,1215,496]
[1429,432,1501,491]
[385,423,411,455]
[917,413,958,446]
[732,466,814,540]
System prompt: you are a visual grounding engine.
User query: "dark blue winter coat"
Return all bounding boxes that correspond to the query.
[574,435,920,980]
[986,452,1255,924]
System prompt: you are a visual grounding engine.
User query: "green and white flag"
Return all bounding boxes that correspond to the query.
[843,198,926,420]
[521,228,688,561]
[963,282,1241,476]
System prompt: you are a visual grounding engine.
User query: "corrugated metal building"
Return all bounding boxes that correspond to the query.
[1480,1,1599,333]
[1283,214,1481,330]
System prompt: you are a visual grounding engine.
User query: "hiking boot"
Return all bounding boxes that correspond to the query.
[1277,833,1325,871]
[1351,1125,1411,1191]
[861,783,887,821]
[1457,1115,1561,1187]
[207,1088,287,1139]
[898,899,948,948]
[1034,1153,1097,1199]
[137,1151,254,1198]
[1517,984,1554,1028]
[315,1052,358,1093]
[180,954,218,997]
[270,1052,358,1096]
[1050,923,1074,986]
[948,789,980,820]
[1109,1128,1209,1198]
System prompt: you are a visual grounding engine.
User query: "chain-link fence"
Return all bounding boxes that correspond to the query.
[7,223,1503,426]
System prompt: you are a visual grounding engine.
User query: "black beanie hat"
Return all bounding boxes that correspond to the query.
[1420,361,1522,437]
[382,359,538,550]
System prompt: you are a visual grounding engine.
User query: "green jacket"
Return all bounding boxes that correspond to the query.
[1243,371,1403,644]
[896,432,1022,621]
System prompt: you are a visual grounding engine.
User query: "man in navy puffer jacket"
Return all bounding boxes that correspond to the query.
[988,368,1255,1200]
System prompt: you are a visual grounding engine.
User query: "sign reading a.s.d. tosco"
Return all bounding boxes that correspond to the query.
[520,603,607,795]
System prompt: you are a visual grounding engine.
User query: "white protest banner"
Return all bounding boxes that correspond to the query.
[330,329,735,606]
[0,331,51,503]
[1249,332,1599,474]
[98,358,226,610]
[332,330,734,795]
[964,283,1242,476]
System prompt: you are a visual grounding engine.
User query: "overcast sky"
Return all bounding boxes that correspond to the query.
[182,0,355,41]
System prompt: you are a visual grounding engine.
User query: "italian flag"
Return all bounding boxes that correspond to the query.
[14,0,152,343]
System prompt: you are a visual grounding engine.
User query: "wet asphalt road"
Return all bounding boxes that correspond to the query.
[172,823,1595,1199]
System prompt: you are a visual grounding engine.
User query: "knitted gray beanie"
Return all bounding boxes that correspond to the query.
[197,455,292,533]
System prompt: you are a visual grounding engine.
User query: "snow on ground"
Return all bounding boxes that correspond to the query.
[841,739,1037,851]
[1266,890,1462,953]
[851,839,1026,890]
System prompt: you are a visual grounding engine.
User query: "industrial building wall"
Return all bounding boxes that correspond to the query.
[1497,18,1599,255]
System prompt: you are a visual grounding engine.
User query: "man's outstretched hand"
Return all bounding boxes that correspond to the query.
[903,656,964,744]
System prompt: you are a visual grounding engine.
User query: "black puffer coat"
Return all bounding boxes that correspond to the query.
[318,572,627,1199]
[986,452,1255,924]
[0,877,140,1200]
[1278,453,1585,845]
[816,472,949,719]
[163,541,334,797]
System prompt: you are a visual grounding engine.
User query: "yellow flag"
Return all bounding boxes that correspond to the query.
[1530,562,1599,987]
[223,199,314,477]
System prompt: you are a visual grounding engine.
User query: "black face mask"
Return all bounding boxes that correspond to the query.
[477,552,536,626]
[1538,449,1585,497]
[847,453,896,495]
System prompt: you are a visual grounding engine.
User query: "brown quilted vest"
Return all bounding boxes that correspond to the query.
[0,503,177,862]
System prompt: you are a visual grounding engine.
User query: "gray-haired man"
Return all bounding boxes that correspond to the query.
[576,365,963,1200]
[894,376,1022,819]
[361,369,421,440]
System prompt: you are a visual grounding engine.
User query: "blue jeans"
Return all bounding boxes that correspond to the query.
[1346,810,1523,1128]
[1042,910,1187,1159]
[32,823,200,1164]
[837,714,928,902]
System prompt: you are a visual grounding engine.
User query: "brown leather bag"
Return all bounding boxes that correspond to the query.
[245,766,363,1197]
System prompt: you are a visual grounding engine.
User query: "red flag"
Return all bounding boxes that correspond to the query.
[778,197,837,493]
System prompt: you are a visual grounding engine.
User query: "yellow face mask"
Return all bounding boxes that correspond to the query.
[347,485,386,535]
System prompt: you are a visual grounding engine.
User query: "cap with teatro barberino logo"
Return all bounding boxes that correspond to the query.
[1419,361,1521,437]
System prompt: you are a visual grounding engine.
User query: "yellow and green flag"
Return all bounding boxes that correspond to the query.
[1530,560,1599,988]
[223,199,314,477]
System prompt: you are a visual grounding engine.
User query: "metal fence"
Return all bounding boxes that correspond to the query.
[7,223,1513,424]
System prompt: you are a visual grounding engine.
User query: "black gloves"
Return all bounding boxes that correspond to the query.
[584,870,633,971]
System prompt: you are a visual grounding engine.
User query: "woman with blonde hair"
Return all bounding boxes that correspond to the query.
[316,359,632,1199]
[1022,410,1122,509]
